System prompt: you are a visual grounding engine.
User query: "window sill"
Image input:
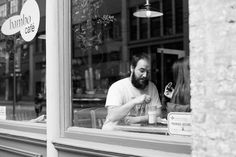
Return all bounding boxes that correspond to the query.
[64,126,191,155]
[0,120,46,135]
[53,137,190,157]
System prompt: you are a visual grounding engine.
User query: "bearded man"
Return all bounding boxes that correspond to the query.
[102,53,162,130]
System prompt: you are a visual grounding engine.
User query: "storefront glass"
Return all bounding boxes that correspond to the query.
[0,0,46,121]
[71,0,188,134]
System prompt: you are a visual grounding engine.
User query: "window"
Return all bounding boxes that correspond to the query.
[0,0,46,122]
[71,0,189,135]
[0,0,46,155]
[42,0,191,155]
[71,0,121,129]
[0,4,7,18]
[10,0,18,14]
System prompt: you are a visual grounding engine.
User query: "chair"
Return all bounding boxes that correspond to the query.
[73,107,97,128]
[90,107,107,129]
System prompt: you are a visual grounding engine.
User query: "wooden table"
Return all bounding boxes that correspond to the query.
[114,123,168,135]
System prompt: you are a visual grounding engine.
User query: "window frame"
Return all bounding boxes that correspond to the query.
[52,0,191,155]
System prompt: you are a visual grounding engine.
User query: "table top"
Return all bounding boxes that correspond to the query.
[114,123,168,135]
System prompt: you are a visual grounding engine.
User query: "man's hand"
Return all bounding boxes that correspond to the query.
[133,94,151,105]
[124,115,148,124]
[106,95,151,123]
[124,116,139,124]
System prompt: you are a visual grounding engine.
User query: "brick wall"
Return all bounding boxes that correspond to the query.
[189,0,236,156]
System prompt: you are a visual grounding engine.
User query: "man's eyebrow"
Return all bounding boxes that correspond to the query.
[139,68,150,71]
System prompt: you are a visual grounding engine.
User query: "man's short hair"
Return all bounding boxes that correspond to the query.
[130,53,150,68]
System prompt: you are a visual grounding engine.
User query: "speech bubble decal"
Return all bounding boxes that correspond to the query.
[1,0,40,42]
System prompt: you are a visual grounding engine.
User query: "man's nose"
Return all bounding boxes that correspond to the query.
[142,71,148,77]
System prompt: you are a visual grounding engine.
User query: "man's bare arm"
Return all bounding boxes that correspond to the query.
[106,94,151,122]
[106,99,136,122]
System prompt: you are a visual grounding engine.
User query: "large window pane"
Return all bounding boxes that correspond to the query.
[0,0,46,121]
[71,0,189,135]
[71,0,121,129]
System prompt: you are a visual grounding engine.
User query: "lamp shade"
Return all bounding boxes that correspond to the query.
[133,0,163,18]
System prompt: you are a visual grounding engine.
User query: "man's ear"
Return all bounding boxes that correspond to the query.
[130,66,134,73]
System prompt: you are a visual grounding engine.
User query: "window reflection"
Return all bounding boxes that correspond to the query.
[0,0,46,121]
[0,37,46,120]
[10,0,18,14]
[71,0,189,134]
[163,0,173,35]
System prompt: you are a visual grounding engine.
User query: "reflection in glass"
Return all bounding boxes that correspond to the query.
[0,1,46,121]
[71,0,188,133]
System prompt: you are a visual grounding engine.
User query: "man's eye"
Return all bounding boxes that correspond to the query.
[139,69,145,73]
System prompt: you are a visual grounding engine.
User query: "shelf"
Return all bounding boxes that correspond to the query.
[73,93,106,101]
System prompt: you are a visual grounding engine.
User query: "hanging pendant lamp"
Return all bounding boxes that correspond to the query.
[133,0,163,18]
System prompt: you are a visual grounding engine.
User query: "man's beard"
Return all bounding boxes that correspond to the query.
[131,72,149,90]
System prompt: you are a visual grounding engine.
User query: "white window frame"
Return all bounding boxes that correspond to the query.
[10,0,18,14]
[46,0,191,156]
[0,4,7,17]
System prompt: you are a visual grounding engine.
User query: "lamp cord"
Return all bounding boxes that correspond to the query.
[145,0,150,5]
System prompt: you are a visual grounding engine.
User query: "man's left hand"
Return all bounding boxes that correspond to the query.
[124,116,140,124]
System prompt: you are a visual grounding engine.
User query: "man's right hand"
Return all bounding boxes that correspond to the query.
[106,95,151,123]
[133,94,151,105]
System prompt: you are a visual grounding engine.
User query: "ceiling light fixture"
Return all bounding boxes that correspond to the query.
[133,0,163,18]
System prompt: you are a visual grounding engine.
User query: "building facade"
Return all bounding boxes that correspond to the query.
[0,0,235,157]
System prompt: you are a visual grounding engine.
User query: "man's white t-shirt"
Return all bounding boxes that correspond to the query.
[102,78,161,130]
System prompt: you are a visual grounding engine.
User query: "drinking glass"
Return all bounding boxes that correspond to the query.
[148,105,157,125]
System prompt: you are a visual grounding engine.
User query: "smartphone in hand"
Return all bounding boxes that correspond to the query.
[166,82,173,90]
[164,82,174,98]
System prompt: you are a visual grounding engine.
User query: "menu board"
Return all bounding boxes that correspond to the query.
[0,106,6,120]
[167,112,192,136]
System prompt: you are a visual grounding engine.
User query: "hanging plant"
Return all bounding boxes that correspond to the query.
[72,0,116,51]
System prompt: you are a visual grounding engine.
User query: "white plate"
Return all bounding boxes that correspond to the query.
[157,117,167,124]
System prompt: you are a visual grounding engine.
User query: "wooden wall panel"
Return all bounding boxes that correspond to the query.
[0,134,46,157]
[0,145,43,157]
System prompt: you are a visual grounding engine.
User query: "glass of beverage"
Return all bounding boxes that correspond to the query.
[148,105,157,125]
